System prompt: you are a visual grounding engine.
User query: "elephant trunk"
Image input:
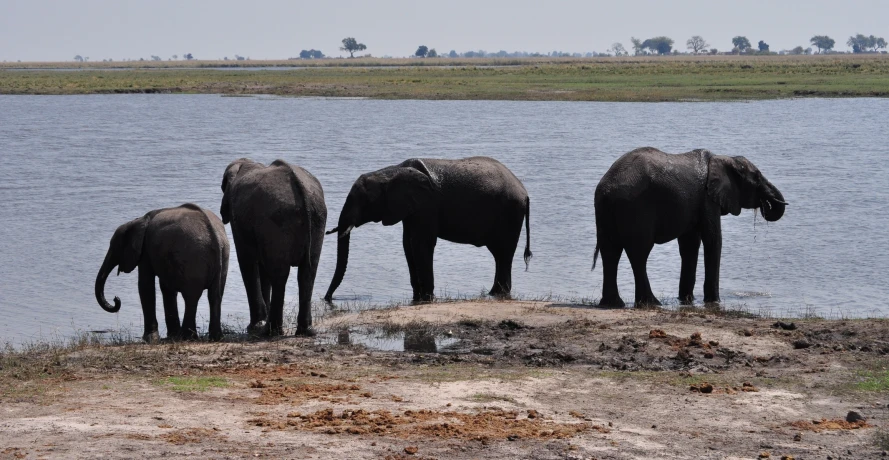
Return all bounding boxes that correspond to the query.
[759,181,786,222]
[95,250,122,313]
[324,231,351,302]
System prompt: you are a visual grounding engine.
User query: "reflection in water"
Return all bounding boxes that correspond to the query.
[403,330,437,353]
[319,329,457,353]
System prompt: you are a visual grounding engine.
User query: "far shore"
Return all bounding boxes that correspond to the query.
[2,299,887,458]
[2,54,888,101]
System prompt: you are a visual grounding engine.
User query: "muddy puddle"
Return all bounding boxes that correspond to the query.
[316,329,459,353]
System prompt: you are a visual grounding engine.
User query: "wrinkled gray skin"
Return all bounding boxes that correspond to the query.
[325,157,531,303]
[220,159,327,336]
[593,148,786,307]
[95,204,230,342]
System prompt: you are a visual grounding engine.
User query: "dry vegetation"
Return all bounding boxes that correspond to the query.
[2,54,887,101]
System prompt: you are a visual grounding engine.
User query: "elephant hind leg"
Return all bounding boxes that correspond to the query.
[677,232,701,305]
[488,247,516,298]
[625,243,660,307]
[180,290,203,341]
[207,276,225,341]
[598,244,625,308]
[266,269,290,337]
[160,283,181,340]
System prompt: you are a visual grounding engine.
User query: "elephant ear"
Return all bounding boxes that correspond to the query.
[382,167,437,226]
[707,155,742,216]
[118,215,149,273]
[220,160,247,224]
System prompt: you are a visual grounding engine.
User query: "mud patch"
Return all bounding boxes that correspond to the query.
[255,382,365,405]
[316,329,458,353]
[160,427,225,445]
[250,407,606,441]
[789,419,871,432]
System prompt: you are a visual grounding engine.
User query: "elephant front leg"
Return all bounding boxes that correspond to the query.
[701,227,723,304]
[138,268,160,344]
[677,232,702,305]
[402,227,420,301]
[412,235,437,303]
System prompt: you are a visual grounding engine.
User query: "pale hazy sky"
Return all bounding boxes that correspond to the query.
[2,0,887,61]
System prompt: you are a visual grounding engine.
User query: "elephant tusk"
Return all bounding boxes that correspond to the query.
[339,225,354,239]
[325,226,339,235]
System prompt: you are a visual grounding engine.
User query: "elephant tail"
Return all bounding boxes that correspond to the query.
[592,244,600,271]
[523,197,532,271]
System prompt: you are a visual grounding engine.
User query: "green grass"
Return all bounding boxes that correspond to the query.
[157,376,229,392]
[2,55,887,101]
[854,370,889,392]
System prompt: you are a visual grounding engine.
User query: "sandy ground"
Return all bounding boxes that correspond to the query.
[1,300,887,459]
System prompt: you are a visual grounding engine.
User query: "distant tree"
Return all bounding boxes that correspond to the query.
[340,37,367,58]
[415,45,429,57]
[686,36,709,54]
[758,41,769,52]
[184,53,194,60]
[427,48,437,58]
[610,43,628,56]
[846,34,884,53]
[235,55,246,60]
[809,35,835,54]
[73,55,83,62]
[641,37,674,55]
[171,54,178,60]
[790,46,805,55]
[448,50,458,58]
[630,37,643,55]
[299,49,324,59]
[151,55,161,61]
[709,48,718,55]
[732,36,752,53]
[299,50,311,59]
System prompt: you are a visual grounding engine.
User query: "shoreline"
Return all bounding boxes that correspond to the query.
[3,55,888,101]
[2,299,887,458]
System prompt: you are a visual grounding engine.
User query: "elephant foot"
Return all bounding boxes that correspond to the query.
[598,295,626,309]
[208,329,224,342]
[179,329,200,341]
[679,294,695,306]
[247,321,268,337]
[488,285,512,299]
[142,330,160,344]
[295,326,317,337]
[411,292,435,305]
[634,296,662,308]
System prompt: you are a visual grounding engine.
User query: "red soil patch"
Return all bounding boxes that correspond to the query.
[789,419,871,432]
[249,408,607,441]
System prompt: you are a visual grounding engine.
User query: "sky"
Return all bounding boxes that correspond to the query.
[1,0,888,61]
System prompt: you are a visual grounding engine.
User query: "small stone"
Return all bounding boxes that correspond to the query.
[703,352,714,359]
[792,340,812,349]
[404,446,418,455]
[780,455,794,460]
[507,435,520,441]
[758,452,770,459]
[651,424,657,429]
[845,411,865,423]
[527,409,539,419]
[793,433,802,442]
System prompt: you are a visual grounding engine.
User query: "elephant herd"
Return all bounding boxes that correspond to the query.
[95,148,786,343]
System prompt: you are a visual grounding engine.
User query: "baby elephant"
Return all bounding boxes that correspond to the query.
[95,203,230,342]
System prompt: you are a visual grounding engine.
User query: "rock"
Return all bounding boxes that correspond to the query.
[846,411,865,423]
[793,433,802,441]
[404,446,418,455]
[772,321,797,330]
[649,329,667,338]
[527,409,539,419]
[758,452,770,458]
[792,340,812,349]
[742,329,753,337]
[780,455,794,460]
[703,352,714,359]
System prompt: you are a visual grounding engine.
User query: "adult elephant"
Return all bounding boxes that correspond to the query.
[324,157,531,303]
[95,203,230,342]
[592,147,786,307]
[220,159,327,336]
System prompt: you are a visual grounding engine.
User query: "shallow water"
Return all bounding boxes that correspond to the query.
[1,95,887,344]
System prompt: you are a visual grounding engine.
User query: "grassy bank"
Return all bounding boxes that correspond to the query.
[2,55,888,101]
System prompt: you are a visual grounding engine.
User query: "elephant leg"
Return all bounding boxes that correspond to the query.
[180,290,202,340]
[626,243,660,306]
[677,232,702,305]
[260,271,271,311]
[235,243,267,333]
[413,235,437,302]
[267,269,290,337]
[138,267,160,343]
[701,225,723,304]
[402,226,419,301]
[598,244,625,308]
[159,282,181,340]
[488,246,516,297]
[295,261,317,336]
[207,275,224,341]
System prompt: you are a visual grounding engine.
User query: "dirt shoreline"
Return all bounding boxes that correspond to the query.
[2,300,887,459]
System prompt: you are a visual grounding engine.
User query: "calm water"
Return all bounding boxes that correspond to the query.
[1,95,887,344]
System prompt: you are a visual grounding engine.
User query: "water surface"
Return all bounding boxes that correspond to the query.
[1,95,887,343]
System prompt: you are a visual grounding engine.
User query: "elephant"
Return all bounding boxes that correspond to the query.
[220,158,327,336]
[324,157,531,303]
[95,203,230,342]
[592,147,786,307]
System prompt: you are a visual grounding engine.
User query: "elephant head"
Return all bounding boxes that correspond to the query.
[219,158,255,224]
[324,160,439,302]
[707,155,787,221]
[95,215,150,313]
